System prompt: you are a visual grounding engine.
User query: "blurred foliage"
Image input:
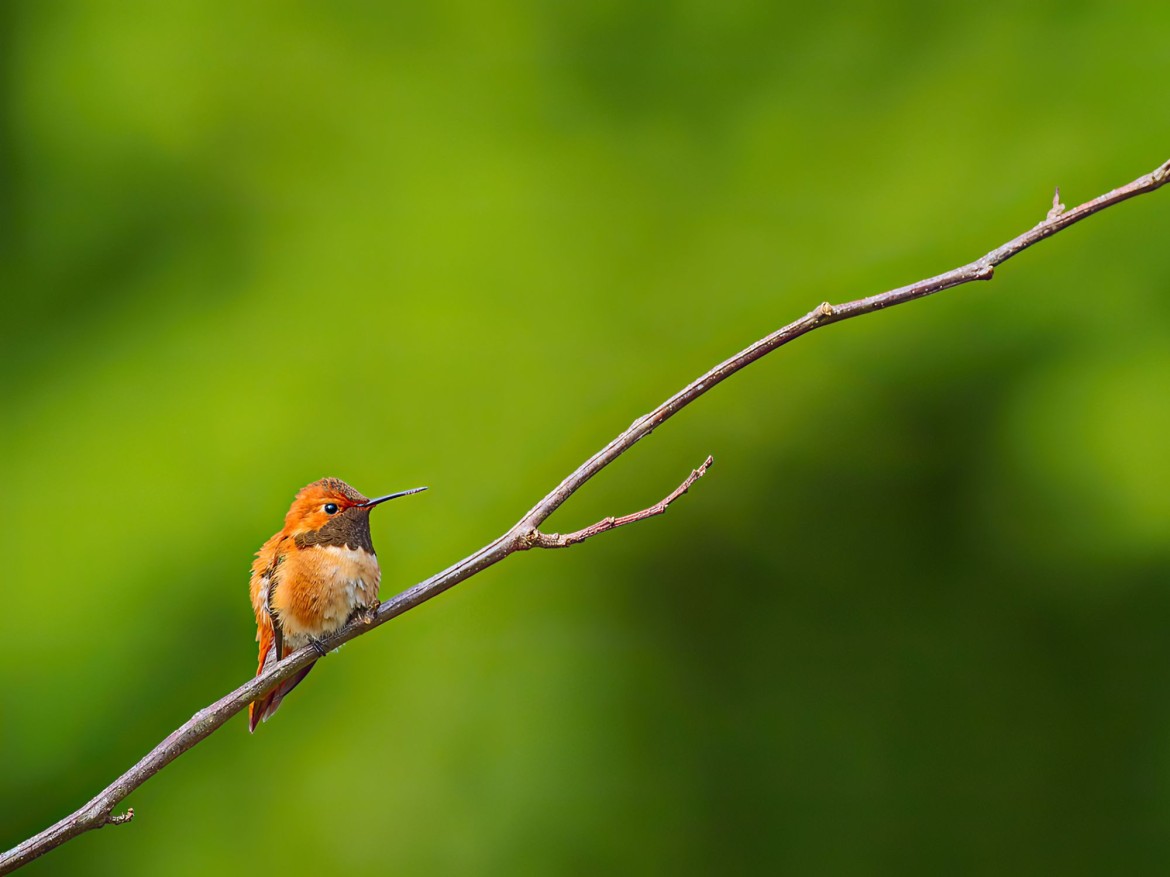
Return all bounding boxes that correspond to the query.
[2,1,1169,874]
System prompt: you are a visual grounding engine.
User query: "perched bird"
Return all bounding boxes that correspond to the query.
[248,477,426,732]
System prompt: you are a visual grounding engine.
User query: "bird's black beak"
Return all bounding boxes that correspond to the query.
[360,487,428,508]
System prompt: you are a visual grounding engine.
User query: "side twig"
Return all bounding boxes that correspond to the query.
[3,157,1168,875]
[521,455,715,549]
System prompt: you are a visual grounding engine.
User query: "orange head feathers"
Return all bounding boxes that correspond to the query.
[247,477,426,732]
[280,478,426,539]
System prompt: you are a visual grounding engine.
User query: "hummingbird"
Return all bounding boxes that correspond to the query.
[248,477,426,732]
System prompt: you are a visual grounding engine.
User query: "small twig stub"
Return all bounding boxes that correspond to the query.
[1047,187,1066,220]
[105,810,134,828]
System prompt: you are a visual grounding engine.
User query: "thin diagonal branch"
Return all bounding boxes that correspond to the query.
[3,156,1168,875]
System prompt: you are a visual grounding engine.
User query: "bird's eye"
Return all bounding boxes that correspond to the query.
[324,503,339,515]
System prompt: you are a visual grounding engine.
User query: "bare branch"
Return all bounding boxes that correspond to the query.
[522,455,714,549]
[3,157,1168,875]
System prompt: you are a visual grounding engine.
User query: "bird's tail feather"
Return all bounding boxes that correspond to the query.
[248,640,316,733]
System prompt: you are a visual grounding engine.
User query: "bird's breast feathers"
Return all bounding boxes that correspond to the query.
[270,544,381,643]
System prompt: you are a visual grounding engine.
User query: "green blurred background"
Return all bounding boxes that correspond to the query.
[3,1,1169,874]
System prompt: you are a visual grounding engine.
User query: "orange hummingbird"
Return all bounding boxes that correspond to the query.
[248,477,426,732]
